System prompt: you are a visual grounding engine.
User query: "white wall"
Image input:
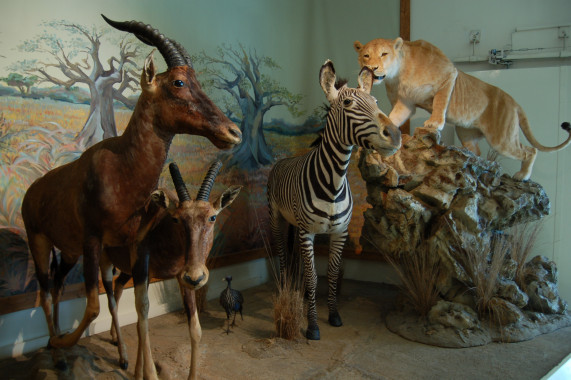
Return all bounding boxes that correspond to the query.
[0,255,395,358]
[406,0,571,302]
[0,258,272,358]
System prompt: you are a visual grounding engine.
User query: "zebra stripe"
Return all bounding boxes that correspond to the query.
[267,61,401,340]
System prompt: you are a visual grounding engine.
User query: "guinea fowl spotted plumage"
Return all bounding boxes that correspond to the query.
[219,276,244,334]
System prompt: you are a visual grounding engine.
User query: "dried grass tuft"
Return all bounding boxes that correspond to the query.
[508,222,543,292]
[272,274,305,340]
[459,232,509,320]
[384,244,441,317]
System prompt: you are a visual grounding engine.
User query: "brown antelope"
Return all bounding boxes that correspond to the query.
[103,161,241,380]
[20,15,241,372]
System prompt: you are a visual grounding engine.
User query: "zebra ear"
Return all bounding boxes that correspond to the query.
[358,66,374,94]
[320,60,339,103]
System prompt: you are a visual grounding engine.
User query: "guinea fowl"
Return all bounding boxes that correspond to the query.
[219,276,244,334]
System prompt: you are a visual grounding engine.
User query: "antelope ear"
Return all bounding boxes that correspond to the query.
[213,185,242,212]
[320,60,338,104]
[142,50,157,90]
[150,189,168,209]
[379,112,393,126]
[358,67,374,94]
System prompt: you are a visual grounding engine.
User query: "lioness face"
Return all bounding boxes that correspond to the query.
[354,38,403,84]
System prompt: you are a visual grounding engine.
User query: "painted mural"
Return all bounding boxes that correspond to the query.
[0,0,400,313]
[0,17,359,311]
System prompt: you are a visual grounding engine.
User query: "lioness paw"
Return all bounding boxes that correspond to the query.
[423,118,445,131]
[414,126,441,145]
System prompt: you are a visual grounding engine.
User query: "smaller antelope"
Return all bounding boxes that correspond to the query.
[103,161,241,380]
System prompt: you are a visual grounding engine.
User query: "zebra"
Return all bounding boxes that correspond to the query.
[267,60,402,340]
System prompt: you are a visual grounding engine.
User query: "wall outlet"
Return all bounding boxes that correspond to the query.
[469,30,481,44]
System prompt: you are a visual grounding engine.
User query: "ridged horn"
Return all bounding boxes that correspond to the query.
[101,14,188,68]
[171,40,194,68]
[168,162,191,203]
[196,161,223,201]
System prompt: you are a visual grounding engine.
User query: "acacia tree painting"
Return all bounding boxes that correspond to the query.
[0,73,39,94]
[14,20,142,148]
[194,44,303,170]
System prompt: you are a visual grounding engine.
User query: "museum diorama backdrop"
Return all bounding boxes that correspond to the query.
[0,0,399,315]
[1,0,570,359]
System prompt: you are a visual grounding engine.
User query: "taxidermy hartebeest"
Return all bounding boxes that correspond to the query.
[20,14,241,373]
[103,161,241,380]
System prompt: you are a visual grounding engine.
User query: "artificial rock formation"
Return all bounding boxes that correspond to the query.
[358,129,570,347]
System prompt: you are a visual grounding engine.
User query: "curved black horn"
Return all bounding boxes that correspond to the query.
[101,14,188,68]
[169,162,191,203]
[196,161,223,201]
[171,40,194,68]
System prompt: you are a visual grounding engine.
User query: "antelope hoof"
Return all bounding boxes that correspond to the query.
[306,325,320,340]
[48,346,68,371]
[120,359,128,370]
[54,359,68,371]
[328,311,343,327]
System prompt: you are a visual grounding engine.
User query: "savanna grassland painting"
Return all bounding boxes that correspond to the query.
[0,1,398,313]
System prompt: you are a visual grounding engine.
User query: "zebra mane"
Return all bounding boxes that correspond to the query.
[310,128,324,148]
[309,77,348,148]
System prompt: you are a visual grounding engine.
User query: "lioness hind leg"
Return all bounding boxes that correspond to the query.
[493,142,537,181]
[513,147,537,181]
[455,126,483,156]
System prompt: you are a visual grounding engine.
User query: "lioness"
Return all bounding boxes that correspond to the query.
[354,37,571,180]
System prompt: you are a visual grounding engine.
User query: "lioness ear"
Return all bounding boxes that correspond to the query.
[354,41,363,53]
[394,37,404,51]
[320,60,339,103]
[142,49,157,91]
[358,66,374,94]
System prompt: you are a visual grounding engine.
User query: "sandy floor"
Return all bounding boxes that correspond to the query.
[1,279,571,379]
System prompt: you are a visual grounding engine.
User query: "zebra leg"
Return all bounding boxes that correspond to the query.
[269,202,288,285]
[327,231,347,327]
[299,230,320,340]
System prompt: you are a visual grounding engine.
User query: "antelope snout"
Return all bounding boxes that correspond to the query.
[181,266,210,290]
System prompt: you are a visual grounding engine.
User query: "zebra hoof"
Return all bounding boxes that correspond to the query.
[306,325,320,340]
[328,311,343,327]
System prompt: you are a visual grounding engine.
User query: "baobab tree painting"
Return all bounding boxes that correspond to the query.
[0,19,146,307]
[13,20,142,148]
[194,44,305,171]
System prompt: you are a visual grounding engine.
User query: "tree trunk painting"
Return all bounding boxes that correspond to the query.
[16,20,139,148]
[195,44,302,171]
